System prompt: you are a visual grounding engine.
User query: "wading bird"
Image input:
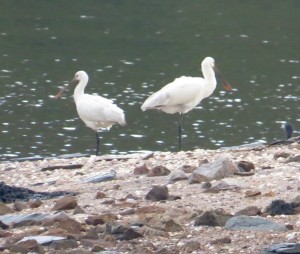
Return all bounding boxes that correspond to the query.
[141,57,232,150]
[55,71,126,155]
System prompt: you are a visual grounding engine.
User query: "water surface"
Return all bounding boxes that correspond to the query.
[0,1,299,160]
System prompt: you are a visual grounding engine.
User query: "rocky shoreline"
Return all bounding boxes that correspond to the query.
[0,143,300,253]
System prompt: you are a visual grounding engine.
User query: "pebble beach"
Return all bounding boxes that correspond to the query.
[0,142,300,253]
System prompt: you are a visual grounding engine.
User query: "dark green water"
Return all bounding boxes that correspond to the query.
[0,1,299,159]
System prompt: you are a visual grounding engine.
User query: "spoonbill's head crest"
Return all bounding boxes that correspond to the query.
[54,70,89,99]
[202,57,232,91]
[72,70,88,85]
[202,57,215,68]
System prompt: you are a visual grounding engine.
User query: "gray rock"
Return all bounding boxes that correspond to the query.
[0,212,49,225]
[194,210,232,227]
[225,215,287,231]
[51,239,78,250]
[17,236,67,245]
[237,161,255,172]
[291,195,300,206]
[220,141,265,150]
[167,170,188,183]
[80,170,116,183]
[106,222,142,240]
[261,242,300,253]
[203,180,240,193]
[0,211,70,229]
[285,155,300,163]
[145,185,169,201]
[145,214,183,232]
[98,252,119,254]
[189,154,238,184]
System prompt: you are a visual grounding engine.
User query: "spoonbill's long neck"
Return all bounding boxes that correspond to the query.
[202,66,217,91]
[74,79,88,103]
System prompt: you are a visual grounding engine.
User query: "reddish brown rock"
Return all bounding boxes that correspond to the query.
[180,165,197,173]
[112,184,121,190]
[132,241,157,253]
[137,225,169,238]
[85,213,117,225]
[210,237,232,245]
[42,217,83,234]
[235,206,262,216]
[0,202,13,215]
[13,201,28,211]
[133,164,149,175]
[237,161,255,172]
[147,166,170,177]
[137,205,165,214]
[80,239,116,249]
[95,191,106,199]
[91,244,106,252]
[13,199,43,211]
[0,230,12,237]
[245,190,261,197]
[29,199,43,208]
[10,239,45,254]
[294,207,300,214]
[51,196,78,211]
[180,240,201,253]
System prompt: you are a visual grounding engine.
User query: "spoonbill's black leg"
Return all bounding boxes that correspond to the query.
[178,114,184,151]
[95,131,101,156]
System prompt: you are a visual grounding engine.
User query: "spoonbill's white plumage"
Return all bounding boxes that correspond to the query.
[141,56,231,150]
[55,71,126,155]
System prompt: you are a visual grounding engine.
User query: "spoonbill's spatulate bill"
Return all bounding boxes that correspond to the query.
[55,71,126,155]
[141,57,232,150]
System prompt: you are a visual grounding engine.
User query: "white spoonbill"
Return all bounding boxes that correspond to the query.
[55,70,126,155]
[141,56,232,150]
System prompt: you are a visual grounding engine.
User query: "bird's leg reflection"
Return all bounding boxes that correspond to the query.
[178,114,184,151]
[95,131,101,156]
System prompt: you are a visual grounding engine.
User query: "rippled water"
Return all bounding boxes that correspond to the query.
[0,1,299,160]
